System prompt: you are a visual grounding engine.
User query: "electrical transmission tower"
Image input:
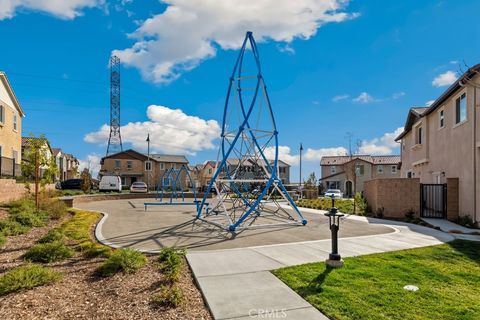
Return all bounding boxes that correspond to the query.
[106,55,123,156]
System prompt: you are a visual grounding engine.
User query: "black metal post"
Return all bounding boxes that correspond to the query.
[325,195,344,266]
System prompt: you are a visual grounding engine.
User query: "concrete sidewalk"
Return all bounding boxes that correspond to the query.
[187,212,455,320]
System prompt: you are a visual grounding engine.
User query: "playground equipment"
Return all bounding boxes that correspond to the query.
[196,31,307,231]
[144,164,199,210]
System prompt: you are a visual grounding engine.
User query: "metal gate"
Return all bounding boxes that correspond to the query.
[420,184,447,218]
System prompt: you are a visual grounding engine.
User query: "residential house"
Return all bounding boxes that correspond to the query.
[197,158,291,190]
[395,64,480,223]
[21,137,54,179]
[64,153,80,179]
[0,72,25,177]
[100,149,189,189]
[320,155,401,197]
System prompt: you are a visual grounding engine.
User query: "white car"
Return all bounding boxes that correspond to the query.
[99,175,122,192]
[324,189,343,199]
[130,182,148,193]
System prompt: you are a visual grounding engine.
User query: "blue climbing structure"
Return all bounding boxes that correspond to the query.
[196,31,307,231]
[144,164,199,210]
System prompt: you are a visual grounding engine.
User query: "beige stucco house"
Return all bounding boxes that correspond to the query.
[320,155,401,197]
[100,149,189,189]
[0,72,25,177]
[395,64,480,223]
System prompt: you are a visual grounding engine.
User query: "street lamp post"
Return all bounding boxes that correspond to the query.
[324,195,344,268]
[299,143,303,199]
[146,134,150,192]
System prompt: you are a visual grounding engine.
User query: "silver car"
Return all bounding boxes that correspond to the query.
[324,189,343,199]
[130,182,148,193]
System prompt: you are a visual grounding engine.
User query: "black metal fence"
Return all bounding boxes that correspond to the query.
[0,156,21,178]
[420,184,447,218]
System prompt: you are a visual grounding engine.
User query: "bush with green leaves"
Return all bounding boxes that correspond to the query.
[158,247,185,282]
[40,198,68,220]
[0,219,30,236]
[0,232,5,247]
[95,248,147,277]
[297,197,363,215]
[0,264,62,296]
[24,241,74,263]
[151,284,183,308]
[37,229,64,244]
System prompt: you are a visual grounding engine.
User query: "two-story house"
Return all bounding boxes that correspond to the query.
[0,72,25,177]
[395,64,480,223]
[320,155,401,197]
[52,148,80,181]
[100,149,189,189]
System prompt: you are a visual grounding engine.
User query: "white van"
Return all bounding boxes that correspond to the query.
[99,175,122,192]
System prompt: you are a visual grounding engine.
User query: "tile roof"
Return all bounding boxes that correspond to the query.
[150,154,189,163]
[321,155,401,165]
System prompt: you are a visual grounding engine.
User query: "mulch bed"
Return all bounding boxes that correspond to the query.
[0,214,212,320]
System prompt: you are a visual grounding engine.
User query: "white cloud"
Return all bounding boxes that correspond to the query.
[392,91,405,99]
[357,127,403,155]
[79,153,102,178]
[425,99,435,107]
[332,94,350,102]
[353,92,374,104]
[432,70,458,87]
[264,146,347,166]
[0,0,104,20]
[84,105,220,155]
[113,0,357,84]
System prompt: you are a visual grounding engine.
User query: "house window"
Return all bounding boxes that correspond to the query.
[126,161,133,169]
[208,168,212,174]
[13,114,17,131]
[0,105,4,125]
[391,165,397,174]
[407,171,412,178]
[114,160,121,168]
[279,167,286,174]
[330,166,336,174]
[355,164,364,176]
[439,109,444,128]
[456,93,467,124]
[377,165,383,174]
[415,126,423,145]
[160,163,164,170]
[145,161,152,171]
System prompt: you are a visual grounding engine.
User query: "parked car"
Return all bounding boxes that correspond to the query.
[324,189,343,199]
[60,179,83,190]
[130,182,148,193]
[99,175,122,192]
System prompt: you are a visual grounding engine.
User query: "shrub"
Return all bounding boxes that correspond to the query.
[0,220,30,236]
[40,198,68,220]
[0,232,5,247]
[95,248,147,277]
[37,229,64,244]
[24,241,74,263]
[0,264,62,296]
[152,285,183,308]
[158,247,185,282]
[10,210,48,228]
[354,192,367,214]
[79,242,112,258]
[457,215,476,229]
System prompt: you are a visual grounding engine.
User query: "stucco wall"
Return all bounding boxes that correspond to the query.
[0,95,22,167]
[364,178,420,219]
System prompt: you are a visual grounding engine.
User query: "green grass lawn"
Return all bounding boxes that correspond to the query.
[272,240,480,320]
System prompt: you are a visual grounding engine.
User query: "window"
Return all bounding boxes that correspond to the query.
[391,165,397,174]
[279,167,286,174]
[13,114,17,131]
[114,160,121,168]
[126,161,133,169]
[0,105,4,125]
[377,165,384,174]
[208,168,212,174]
[330,166,336,174]
[355,164,364,176]
[456,93,467,124]
[415,126,423,145]
[439,109,444,128]
[160,163,164,170]
[145,161,152,171]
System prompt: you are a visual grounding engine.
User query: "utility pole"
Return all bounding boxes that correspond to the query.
[146,133,150,192]
[299,143,303,188]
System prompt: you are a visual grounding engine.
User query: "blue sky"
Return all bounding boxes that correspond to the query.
[1,0,479,180]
